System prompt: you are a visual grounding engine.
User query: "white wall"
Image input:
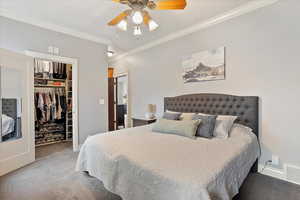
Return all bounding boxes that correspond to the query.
[0,17,108,144]
[111,0,300,170]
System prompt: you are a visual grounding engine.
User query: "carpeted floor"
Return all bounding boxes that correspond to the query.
[1,142,300,200]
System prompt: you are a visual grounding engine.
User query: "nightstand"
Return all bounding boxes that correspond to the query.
[132,117,157,127]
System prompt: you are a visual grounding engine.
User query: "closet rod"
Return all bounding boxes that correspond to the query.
[34,78,66,82]
[35,85,65,88]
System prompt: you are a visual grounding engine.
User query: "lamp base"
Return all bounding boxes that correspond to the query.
[145,112,155,120]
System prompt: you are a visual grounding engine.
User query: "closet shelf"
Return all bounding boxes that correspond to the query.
[35,85,66,88]
[36,130,66,135]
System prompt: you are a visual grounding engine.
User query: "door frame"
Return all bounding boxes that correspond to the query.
[114,72,130,128]
[25,51,79,152]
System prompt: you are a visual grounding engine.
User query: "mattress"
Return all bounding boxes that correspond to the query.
[2,114,15,136]
[76,124,259,200]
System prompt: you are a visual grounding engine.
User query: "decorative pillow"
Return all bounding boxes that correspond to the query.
[233,123,253,132]
[166,110,180,113]
[162,112,182,120]
[229,123,254,138]
[192,114,217,138]
[180,112,197,121]
[152,118,201,139]
[213,115,238,139]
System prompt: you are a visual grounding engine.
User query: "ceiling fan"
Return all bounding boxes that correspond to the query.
[108,0,187,36]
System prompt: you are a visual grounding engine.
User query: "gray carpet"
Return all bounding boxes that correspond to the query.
[1,142,300,200]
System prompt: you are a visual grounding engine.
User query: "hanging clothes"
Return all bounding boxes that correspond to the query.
[53,62,67,79]
[34,88,66,124]
[34,59,66,80]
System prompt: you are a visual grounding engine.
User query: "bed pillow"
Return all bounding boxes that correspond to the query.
[192,114,217,138]
[162,112,182,120]
[233,123,253,132]
[166,110,196,121]
[152,118,201,139]
[180,113,197,121]
[213,115,238,139]
[229,123,254,138]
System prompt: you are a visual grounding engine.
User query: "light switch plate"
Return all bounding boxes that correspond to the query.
[53,47,59,55]
[48,46,54,54]
[99,99,105,105]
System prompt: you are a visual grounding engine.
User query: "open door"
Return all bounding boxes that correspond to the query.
[108,68,129,131]
[108,68,115,131]
[115,75,128,129]
[0,49,35,176]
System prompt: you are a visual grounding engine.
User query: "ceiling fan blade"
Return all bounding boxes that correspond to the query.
[143,11,151,25]
[154,0,187,10]
[108,10,131,26]
[112,0,128,4]
[147,1,157,9]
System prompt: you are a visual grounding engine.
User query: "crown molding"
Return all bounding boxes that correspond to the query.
[0,9,111,45]
[112,0,279,61]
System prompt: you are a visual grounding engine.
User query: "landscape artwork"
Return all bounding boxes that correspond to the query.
[182,47,225,83]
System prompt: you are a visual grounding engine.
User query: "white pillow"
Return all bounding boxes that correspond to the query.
[229,123,254,138]
[232,123,253,132]
[166,110,181,114]
[180,113,197,121]
[213,115,237,139]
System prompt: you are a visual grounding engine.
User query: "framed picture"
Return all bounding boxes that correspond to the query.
[182,47,225,83]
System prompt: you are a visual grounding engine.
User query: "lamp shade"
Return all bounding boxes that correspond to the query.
[147,104,156,114]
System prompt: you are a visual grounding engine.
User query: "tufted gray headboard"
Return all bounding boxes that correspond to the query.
[164,93,259,138]
[2,98,17,120]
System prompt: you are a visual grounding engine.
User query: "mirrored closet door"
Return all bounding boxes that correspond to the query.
[0,49,34,176]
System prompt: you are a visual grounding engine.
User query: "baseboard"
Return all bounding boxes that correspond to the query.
[258,164,286,180]
[0,151,35,176]
[258,164,300,185]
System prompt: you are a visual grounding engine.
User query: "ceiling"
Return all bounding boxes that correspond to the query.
[0,0,257,53]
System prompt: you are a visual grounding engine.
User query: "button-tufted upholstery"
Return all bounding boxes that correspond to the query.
[2,98,17,120]
[164,93,259,138]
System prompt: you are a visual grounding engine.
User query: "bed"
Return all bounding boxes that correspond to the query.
[76,94,259,200]
[2,114,15,136]
[1,99,17,137]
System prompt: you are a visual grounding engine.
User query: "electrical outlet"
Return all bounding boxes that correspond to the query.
[99,99,105,105]
[272,155,280,166]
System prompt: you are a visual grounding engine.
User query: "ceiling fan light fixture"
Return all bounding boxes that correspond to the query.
[133,26,142,36]
[107,51,114,57]
[117,19,127,31]
[132,11,143,25]
[148,20,159,31]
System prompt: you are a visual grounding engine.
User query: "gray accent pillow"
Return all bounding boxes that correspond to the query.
[152,118,201,139]
[193,114,217,138]
[162,112,182,120]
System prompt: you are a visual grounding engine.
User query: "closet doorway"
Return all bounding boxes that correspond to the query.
[108,68,130,131]
[26,51,79,152]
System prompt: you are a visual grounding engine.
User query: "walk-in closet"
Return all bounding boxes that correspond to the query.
[34,59,73,146]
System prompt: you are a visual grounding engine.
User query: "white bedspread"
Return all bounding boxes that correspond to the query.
[2,114,15,136]
[76,125,259,200]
